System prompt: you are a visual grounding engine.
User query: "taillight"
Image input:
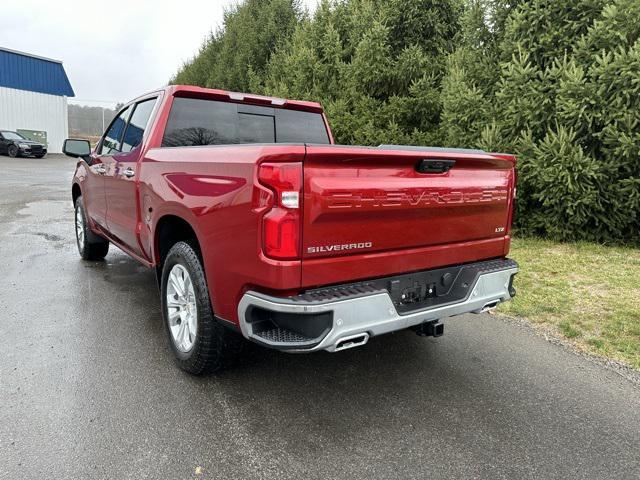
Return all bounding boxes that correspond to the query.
[507,165,517,234]
[258,162,302,260]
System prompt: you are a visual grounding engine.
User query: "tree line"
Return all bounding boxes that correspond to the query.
[68,104,119,137]
[172,0,640,243]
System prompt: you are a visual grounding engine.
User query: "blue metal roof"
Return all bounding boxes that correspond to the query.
[0,47,74,97]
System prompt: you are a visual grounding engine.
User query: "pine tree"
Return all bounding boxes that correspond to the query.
[440,50,491,148]
[172,0,302,91]
[173,0,640,243]
[263,0,463,145]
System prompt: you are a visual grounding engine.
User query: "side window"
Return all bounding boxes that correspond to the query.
[162,98,238,147]
[121,98,157,153]
[100,106,131,155]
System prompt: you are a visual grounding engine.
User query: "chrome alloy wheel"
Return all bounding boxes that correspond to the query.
[166,264,198,352]
[75,205,84,251]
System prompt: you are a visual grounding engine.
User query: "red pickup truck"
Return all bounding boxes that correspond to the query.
[64,85,518,374]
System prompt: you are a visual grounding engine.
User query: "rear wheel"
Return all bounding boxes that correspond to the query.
[74,196,109,260]
[161,241,242,374]
[8,145,19,158]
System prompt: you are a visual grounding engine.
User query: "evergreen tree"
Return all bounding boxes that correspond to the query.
[500,0,606,68]
[263,0,461,145]
[172,0,302,91]
[173,0,640,243]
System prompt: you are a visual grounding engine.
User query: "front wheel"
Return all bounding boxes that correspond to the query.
[35,154,45,159]
[74,196,109,260]
[8,145,19,158]
[161,241,242,374]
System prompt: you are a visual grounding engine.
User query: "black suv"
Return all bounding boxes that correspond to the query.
[0,130,47,158]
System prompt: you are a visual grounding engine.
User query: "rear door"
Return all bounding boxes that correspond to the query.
[301,145,515,283]
[103,97,158,259]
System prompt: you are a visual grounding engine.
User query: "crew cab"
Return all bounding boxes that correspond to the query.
[64,85,518,374]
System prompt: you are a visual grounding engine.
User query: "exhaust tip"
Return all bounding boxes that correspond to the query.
[480,300,500,313]
[334,333,369,351]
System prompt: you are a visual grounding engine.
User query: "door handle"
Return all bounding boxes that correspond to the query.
[122,167,135,178]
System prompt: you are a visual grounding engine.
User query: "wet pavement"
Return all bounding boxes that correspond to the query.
[1,155,639,479]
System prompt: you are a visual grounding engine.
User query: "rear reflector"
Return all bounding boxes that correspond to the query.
[258,163,302,259]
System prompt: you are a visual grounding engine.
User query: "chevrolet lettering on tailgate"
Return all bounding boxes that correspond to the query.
[325,189,510,209]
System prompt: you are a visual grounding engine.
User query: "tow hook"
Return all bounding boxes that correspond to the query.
[412,320,444,337]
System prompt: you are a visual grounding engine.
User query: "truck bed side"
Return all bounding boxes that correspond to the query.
[138,144,306,323]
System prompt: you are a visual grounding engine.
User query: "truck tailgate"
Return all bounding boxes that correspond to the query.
[301,145,515,286]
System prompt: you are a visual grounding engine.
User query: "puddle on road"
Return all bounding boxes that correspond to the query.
[17,199,70,220]
[11,200,74,248]
[31,232,64,242]
[10,198,154,286]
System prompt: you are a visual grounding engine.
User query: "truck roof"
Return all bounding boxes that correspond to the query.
[155,84,325,114]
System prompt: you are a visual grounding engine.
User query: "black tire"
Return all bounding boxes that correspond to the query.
[35,154,45,159]
[161,241,243,375]
[8,145,19,158]
[74,196,109,260]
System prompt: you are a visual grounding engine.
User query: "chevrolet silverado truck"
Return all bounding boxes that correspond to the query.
[63,85,518,374]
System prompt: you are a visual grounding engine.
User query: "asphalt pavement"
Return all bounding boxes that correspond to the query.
[1,155,639,480]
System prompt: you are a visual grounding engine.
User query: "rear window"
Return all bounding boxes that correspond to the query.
[162,97,330,147]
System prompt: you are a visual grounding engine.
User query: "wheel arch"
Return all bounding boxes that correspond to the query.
[153,213,211,301]
[154,214,204,268]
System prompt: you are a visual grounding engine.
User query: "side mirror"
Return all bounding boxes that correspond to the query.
[63,139,92,159]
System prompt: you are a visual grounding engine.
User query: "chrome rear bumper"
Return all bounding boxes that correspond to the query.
[238,259,518,352]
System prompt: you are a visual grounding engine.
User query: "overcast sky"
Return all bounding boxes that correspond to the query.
[0,0,318,107]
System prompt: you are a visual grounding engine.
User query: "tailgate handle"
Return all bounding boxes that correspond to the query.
[416,159,456,174]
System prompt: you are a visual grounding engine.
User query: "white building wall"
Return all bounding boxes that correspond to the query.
[0,86,68,153]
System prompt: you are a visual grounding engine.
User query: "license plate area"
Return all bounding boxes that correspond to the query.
[385,265,476,314]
